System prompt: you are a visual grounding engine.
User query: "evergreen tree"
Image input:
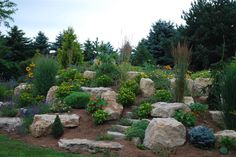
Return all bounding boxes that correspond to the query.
[51,32,64,51]
[83,39,95,61]
[51,115,64,138]
[57,27,83,68]
[33,31,49,54]
[0,0,17,28]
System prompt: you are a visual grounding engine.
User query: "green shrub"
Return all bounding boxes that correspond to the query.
[33,57,59,96]
[141,95,160,104]
[0,85,7,100]
[125,120,149,142]
[18,115,34,135]
[149,72,171,90]
[118,118,133,126]
[86,96,107,113]
[190,70,211,80]
[117,88,136,106]
[155,89,173,102]
[222,59,236,129]
[0,105,17,117]
[18,92,36,107]
[50,100,71,113]
[188,125,215,149]
[92,109,108,125]
[219,136,236,154]
[96,63,120,82]
[56,68,77,85]
[120,80,139,95]
[174,110,196,127]
[56,82,81,99]
[64,92,90,109]
[52,115,64,138]
[95,75,113,87]
[96,134,114,141]
[137,103,153,119]
[189,103,208,115]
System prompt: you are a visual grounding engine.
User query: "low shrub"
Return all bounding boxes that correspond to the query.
[95,75,113,87]
[125,120,149,142]
[118,118,133,126]
[56,68,77,85]
[174,110,196,127]
[117,87,136,106]
[136,103,153,119]
[0,85,7,100]
[18,92,36,107]
[51,115,64,139]
[92,109,108,125]
[190,70,211,80]
[86,96,107,114]
[50,100,71,113]
[141,95,159,104]
[64,92,90,109]
[188,125,215,149]
[56,82,81,99]
[0,104,17,117]
[219,136,236,155]
[96,134,114,141]
[189,103,208,115]
[120,80,140,95]
[155,89,173,102]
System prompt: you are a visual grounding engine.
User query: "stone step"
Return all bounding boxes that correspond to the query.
[107,131,125,140]
[58,138,123,153]
[111,125,129,133]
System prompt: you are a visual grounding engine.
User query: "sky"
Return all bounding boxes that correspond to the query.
[4,0,194,48]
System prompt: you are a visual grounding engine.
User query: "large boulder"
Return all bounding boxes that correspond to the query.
[58,138,123,153]
[209,111,224,127]
[0,117,22,132]
[46,86,58,104]
[81,87,112,97]
[30,114,80,137]
[144,118,186,148]
[140,78,155,97]
[101,91,123,120]
[14,83,30,97]
[151,102,190,118]
[192,78,212,97]
[214,130,236,142]
[83,71,96,79]
[127,71,141,80]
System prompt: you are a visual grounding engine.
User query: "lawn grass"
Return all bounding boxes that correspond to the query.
[0,134,96,157]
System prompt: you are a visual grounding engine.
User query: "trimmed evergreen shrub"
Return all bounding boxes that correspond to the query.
[64,92,90,109]
[51,115,64,138]
[117,87,136,106]
[155,89,173,102]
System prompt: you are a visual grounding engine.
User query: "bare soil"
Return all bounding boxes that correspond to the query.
[1,109,235,157]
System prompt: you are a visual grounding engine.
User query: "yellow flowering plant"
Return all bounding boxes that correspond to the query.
[25,62,35,79]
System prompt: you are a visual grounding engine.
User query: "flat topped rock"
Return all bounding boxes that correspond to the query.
[214,130,236,142]
[58,138,123,153]
[151,102,190,118]
[81,87,112,97]
[0,117,22,132]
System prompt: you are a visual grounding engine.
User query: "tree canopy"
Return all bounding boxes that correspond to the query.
[0,0,17,28]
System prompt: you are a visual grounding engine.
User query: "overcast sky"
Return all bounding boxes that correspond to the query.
[7,0,194,48]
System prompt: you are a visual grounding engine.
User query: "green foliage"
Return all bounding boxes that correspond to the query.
[222,59,236,129]
[92,109,108,125]
[96,134,114,141]
[174,110,196,127]
[33,57,59,96]
[149,72,171,90]
[119,39,132,63]
[56,68,77,85]
[0,0,17,27]
[189,103,208,115]
[219,136,236,154]
[33,31,49,55]
[125,120,149,142]
[118,118,133,126]
[58,27,83,68]
[120,80,139,96]
[155,89,173,102]
[0,104,17,117]
[94,75,113,87]
[18,115,34,135]
[172,42,191,102]
[117,87,136,106]
[86,96,107,114]
[190,70,211,80]
[188,125,215,149]
[52,115,64,138]
[64,92,90,109]
[56,82,81,99]
[0,85,7,100]
[136,144,146,150]
[136,103,153,119]
[50,100,71,113]
[18,92,36,107]
[141,95,160,104]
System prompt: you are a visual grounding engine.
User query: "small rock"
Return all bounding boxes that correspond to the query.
[83,71,96,79]
[127,71,141,80]
[107,131,125,140]
[58,138,123,153]
[132,137,141,146]
[140,78,155,97]
[14,83,30,97]
[214,130,236,142]
[0,117,22,132]
[111,125,129,133]
[81,87,112,97]
[46,86,58,104]
[183,96,194,106]
[209,111,224,126]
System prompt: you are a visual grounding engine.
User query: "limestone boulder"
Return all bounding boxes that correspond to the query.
[101,91,123,120]
[30,114,80,137]
[144,118,186,148]
[214,130,236,142]
[209,111,224,127]
[0,117,22,132]
[83,71,96,79]
[151,102,190,118]
[58,138,123,153]
[192,78,212,97]
[81,87,112,97]
[46,86,58,104]
[127,71,141,80]
[140,78,155,97]
[183,96,194,106]
[14,83,30,97]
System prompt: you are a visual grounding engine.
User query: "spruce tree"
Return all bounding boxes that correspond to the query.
[51,115,64,139]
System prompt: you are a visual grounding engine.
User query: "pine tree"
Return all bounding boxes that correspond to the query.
[33,31,49,55]
[0,0,17,28]
[51,115,64,139]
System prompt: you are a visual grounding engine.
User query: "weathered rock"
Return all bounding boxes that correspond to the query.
[0,117,22,132]
[127,71,141,80]
[192,78,212,97]
[195,96,208,104]
[214,130,236,142]
[111,125,129,133]
[101,91,123,120]
[151,102,190,118]
[125,112,133,119]
[140,78,155,97]
[46,86,58,104]
[132,137,141,146]
[107,131,125,140]
[144,118,186,148]
[58,138,123,153]
[14,83,30,97]
[83,71,96,79]
[30,114,80,137]
[81,87,112,97]
[209,111,224,126]
[186,79,194,95]
[183,96,194,106]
